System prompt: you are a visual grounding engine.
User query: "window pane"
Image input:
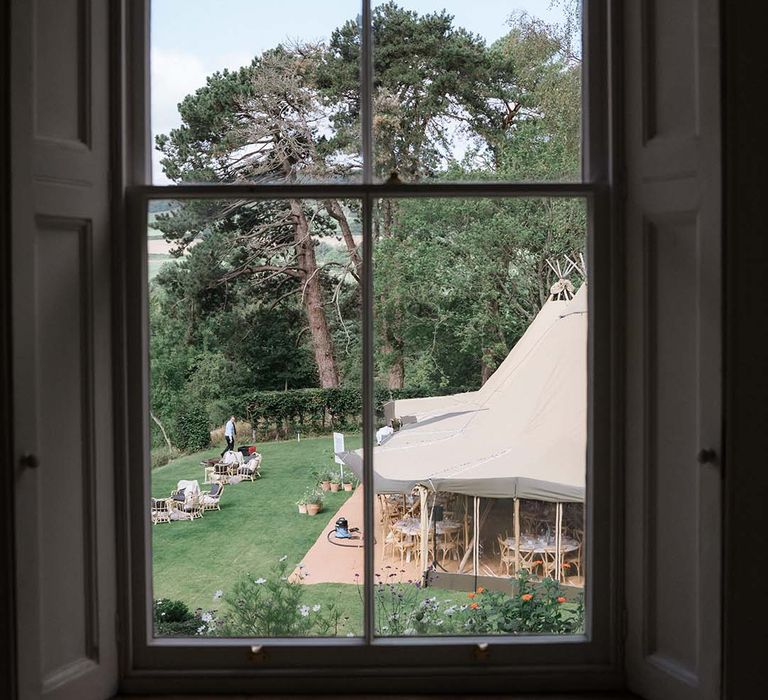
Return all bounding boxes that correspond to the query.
[372,1,582,182]
[147,197,366,638]
[372,197,587,636]
[150,1,362,184]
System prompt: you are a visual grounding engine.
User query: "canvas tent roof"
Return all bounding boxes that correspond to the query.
[338,286,587,502]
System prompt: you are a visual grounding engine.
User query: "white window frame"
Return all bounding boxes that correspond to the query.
[115,0,625,693]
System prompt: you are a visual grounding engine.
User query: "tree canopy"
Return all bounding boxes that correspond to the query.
[149,4,585,448]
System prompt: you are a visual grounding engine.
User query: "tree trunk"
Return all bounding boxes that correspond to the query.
[291,199,339,388]
[481,348,495,386]
[386,331,405,389]
[150,411,172,451]
[324,199,362,280]
[379,199,405,388]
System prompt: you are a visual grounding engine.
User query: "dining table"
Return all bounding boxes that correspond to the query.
[504,534,579,554]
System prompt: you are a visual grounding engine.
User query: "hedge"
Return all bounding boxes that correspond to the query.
[244,385,475,440]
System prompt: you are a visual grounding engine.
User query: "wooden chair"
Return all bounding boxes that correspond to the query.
[497,534,515,576]
[383,520,416,564]
[563,528,583,579]
[437,526,462,562]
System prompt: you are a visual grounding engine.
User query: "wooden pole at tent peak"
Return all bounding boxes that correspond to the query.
[514,498,521,575]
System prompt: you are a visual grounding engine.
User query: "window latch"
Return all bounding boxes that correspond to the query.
[19,453,39,469]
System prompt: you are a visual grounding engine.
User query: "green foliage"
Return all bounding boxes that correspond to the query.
[212,559,348,637]
[246,385,474,439]
[173,399,211,452]
[153,599,211,637]
[371,571,584,636]
[149,5,586,417]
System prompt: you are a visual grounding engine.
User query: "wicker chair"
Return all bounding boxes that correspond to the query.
[151,497,171,524]
[200,483,224,511]
[236,453,262,481]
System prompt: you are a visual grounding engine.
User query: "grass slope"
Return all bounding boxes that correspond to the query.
[152,435,362,621]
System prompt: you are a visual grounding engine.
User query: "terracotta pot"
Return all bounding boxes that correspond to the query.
[297,503,308,514]
[343,483,353,491]
[307,503,321,516]
[330,483,341,492]
[320,480,331,491]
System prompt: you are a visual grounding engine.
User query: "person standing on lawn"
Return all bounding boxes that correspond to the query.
[222,415,236,456]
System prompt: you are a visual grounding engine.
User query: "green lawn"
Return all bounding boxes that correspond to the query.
[152,434,363,628]
[152,435,581,637]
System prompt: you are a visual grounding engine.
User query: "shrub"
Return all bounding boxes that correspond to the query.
[174,399,211,452]
[245,385,475,440]
[212,558,347,637]
[153,599,211,637]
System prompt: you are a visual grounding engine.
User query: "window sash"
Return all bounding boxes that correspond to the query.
[119,0,623,690]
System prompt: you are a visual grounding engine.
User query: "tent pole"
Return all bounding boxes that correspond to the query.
[457,499,494,573]
[555,502,563,581]
[514,498,521,575]
[473,497,480,576]
[419,487,429,578]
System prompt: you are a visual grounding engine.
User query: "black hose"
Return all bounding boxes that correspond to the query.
[326,528,371,548]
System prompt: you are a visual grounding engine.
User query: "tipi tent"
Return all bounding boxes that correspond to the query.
[338,284,587,504]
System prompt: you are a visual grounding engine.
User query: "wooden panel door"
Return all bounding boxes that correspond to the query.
[623,1,722,699]
[11,1,118,698]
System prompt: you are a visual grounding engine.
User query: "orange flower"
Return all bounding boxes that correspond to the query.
[476,586,485,594]
[521,593,533,602]
[557,596,567,604]
[467,592,476,599]
[469,602,479,609]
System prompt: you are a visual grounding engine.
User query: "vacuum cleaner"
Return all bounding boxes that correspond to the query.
[326,516,362,546]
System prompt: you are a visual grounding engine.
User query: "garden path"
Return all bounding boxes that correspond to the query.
[292,487,422,585]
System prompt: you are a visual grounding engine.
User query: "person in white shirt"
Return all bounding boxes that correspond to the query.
[222,415,236,457]
[376,425,394,445]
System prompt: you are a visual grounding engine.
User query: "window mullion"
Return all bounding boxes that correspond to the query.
[361,0,374,185]
[362,193,375,644]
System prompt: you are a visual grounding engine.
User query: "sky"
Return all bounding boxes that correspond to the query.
[151,0,568,182]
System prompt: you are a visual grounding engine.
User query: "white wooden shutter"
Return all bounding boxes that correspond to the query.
[623,1,721,699]
[10,1,118,698]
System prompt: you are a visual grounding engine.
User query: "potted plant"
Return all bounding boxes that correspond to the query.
[313,466,332,492]
[296,488,313,514]
[343,477,353,491]
[330,475,341,492]
[306,491,323,516]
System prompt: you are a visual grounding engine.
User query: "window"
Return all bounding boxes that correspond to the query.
[122,0,622,692]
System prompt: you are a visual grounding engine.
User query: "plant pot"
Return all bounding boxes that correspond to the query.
[306,503,321,516]
[330,483,341,492]
[343,483,353,491]
[297,503,308,514]
[320,480,331,491]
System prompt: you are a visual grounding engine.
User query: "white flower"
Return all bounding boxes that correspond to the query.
[346,632,355,637]
[312,604,321,612]
[196,625,206,634]
[201,612,213,623]
[279,555,288,562]
[254,578,266,585]
[213,590,223,601]
[403,627,416,635]
[299,605,310,617]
